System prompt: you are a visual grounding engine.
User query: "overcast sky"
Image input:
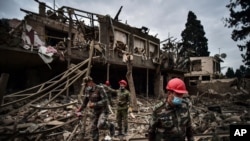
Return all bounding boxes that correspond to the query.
[0,0,244,73]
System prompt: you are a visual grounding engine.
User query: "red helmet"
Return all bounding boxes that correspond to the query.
[105,80,110,86]
[166,78,188,94]
[119,80,127,86]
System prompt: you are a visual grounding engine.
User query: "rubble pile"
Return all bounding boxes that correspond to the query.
[0,88,249,140]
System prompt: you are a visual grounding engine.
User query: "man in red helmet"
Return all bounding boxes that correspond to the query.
[105,79,131,135]
[105,80,110,86]
[147,78,194,141]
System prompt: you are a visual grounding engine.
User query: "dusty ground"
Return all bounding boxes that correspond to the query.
[0,88,249,141]
[0,78,249,140]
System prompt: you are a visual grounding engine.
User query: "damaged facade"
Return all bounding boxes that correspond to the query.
[1,1,250,141]
[0,1,178,97]
[185,56,223,86]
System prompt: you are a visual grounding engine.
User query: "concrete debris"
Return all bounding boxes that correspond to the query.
[0,87,249,140]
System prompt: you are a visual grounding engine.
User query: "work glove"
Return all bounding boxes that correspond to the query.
[75,106,83,117]
[128,107,135,118]
[128,107,133,113]
[76,106,82,112]
[88,102,96,108]
[75,112,82,117]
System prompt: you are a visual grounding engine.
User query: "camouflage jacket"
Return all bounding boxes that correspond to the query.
[148,99,194,141]
[105,86,130,110]
[100,84,114,106]
[82,84,109,112]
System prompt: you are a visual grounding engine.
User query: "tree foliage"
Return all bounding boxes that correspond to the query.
[225,65,250,78]
[225,67,235,78]
[181,11,210,57]
[225,0,250,67]
[238,65,250,78]
[235,69,242,79]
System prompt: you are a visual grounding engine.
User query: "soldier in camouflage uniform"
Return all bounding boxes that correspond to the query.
[103,80,114,107]
[77,76,115,141]
[148,78,194,141]
[106,79,131,135]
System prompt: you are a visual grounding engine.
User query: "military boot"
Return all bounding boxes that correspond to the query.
[118,129,123,135]
[109,123,115,137]
[124,128,128,136]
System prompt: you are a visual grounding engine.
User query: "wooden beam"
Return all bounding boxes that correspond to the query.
[0,73,9,105]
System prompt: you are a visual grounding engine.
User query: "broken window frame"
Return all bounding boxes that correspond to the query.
[148,41,158,59]
[191,59,202,71]
[133,35,146,56]
[114,28,129,51]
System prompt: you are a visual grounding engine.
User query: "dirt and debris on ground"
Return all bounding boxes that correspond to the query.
[0,83,249,141]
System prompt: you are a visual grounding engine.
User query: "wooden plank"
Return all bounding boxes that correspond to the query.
[0,73,9,105]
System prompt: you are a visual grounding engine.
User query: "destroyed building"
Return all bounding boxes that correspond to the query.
[185,56,223,85]
[0,1,250,141]
[184,56,223,92]
[0,1,187,98]
[0,1,190,140]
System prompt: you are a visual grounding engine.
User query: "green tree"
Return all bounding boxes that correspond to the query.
[238,65,250,78]
[181,11,210,57]
[225,0,250,67]
[225,67,235,78]
[235,69,242,79]
[246,67,250,78]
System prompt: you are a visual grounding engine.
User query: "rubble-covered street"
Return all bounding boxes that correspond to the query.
[0,1,250,141]
[0,80,249,141]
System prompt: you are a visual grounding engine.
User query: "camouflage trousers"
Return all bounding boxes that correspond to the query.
[116,108,128,133]
[91,111,111,141]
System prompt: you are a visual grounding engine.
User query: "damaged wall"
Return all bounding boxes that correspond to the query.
[189,78,250,96]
